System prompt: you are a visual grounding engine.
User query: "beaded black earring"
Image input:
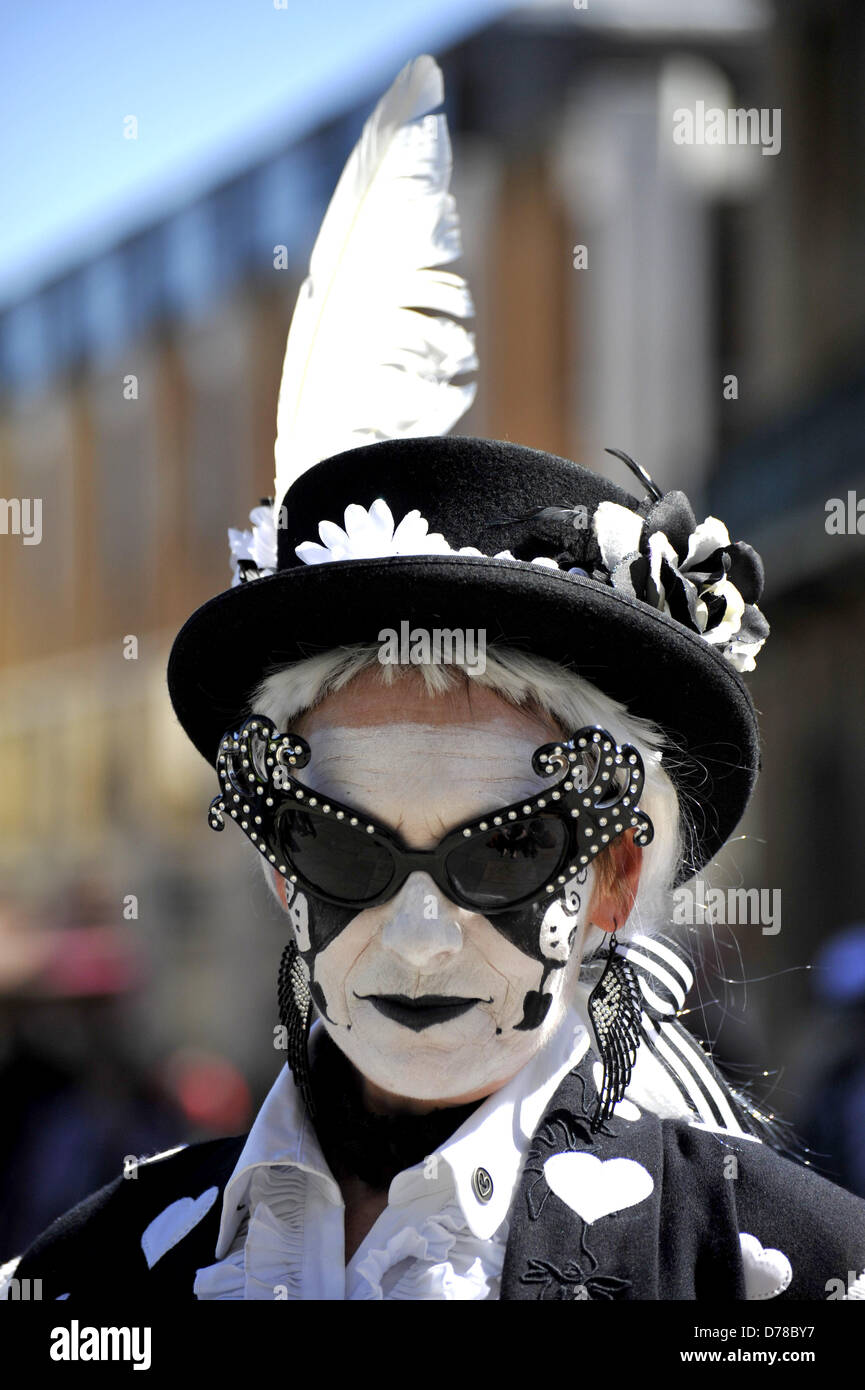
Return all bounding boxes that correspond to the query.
[586,930,643,1132]
[277,938,316,1121]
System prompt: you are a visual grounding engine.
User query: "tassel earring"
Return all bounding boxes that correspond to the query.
[587,930,643,1132]
[277,938,316,1121]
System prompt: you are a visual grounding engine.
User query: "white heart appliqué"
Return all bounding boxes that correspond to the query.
[141,1187,219,1269]
[739,1232,792,1300]
[543,1153,654,1224]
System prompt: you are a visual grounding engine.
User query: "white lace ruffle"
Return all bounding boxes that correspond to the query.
[351,1202,506,1301]
[193,1245,245,1300]
[195,1165,307,1301]
[194,1167,506,1301]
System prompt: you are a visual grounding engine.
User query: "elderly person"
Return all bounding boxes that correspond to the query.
[5,432,865,1302]
[4,54,864,1305]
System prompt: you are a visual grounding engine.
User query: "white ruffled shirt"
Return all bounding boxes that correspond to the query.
[193,1011,590,1301]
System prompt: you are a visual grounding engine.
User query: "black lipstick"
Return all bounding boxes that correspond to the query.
[358,993,484,1032]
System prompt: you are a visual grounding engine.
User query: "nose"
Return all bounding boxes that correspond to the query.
[379,872,463,968]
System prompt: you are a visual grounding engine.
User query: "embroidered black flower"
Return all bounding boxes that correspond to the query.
[522,1256,631,1301]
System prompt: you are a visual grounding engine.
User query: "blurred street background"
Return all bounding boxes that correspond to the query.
[2,0,865,1255]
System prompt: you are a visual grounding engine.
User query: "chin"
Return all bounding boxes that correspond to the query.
[334,1024,545,1106]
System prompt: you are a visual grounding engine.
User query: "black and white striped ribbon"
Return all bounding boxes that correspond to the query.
[622,932,752,1138]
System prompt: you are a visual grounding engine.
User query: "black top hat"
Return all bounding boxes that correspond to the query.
[167,434,768,885]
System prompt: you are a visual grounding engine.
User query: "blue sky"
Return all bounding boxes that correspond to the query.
[0,0,515,304]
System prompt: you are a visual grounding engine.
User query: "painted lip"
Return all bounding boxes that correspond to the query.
[356,993,488,1032]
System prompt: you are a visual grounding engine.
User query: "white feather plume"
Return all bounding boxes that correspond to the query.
[272,54,478,515]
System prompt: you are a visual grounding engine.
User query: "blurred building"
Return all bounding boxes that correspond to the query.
[1,0,864,1108]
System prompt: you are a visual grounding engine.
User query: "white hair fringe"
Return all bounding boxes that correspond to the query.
[248,642,702,1121]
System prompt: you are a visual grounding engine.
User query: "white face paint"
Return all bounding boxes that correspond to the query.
[279,688,598,1107]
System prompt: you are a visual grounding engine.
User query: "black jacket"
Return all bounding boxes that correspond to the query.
[7,1046,865,1301]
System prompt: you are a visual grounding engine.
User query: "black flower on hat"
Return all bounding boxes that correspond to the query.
[587,489,769,674]
[472,448,769,674]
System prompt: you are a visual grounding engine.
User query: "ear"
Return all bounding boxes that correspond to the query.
[271,868,289,911]
[587,829,643,933]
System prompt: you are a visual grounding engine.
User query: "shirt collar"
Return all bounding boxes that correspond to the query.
[414,1007,590,1239]
[214,1010,591,1257]
[214,1029,337,1259]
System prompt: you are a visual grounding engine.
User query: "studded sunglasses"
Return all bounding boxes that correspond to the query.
[207,715,654,914]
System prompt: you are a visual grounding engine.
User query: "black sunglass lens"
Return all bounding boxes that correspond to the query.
[277,810,394,904]
[445,814,569,910]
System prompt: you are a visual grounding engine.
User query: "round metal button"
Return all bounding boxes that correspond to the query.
[471,1166,493,1203]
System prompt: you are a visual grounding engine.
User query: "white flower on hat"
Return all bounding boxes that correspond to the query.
[724,628,768,673]
[594,501,645,572]
[293,499,558,568]
[228,505,278,588]
[227,497,564,583]
[682,516,732,568]
[295,498,459,564]
[697,576,746,646]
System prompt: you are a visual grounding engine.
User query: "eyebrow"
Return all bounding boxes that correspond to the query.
[300,764,547,834]
[294,780,474,845]
[293,766,569,850]
[306,743,547,788]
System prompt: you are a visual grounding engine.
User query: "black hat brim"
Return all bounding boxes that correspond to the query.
[167,552,759,882]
